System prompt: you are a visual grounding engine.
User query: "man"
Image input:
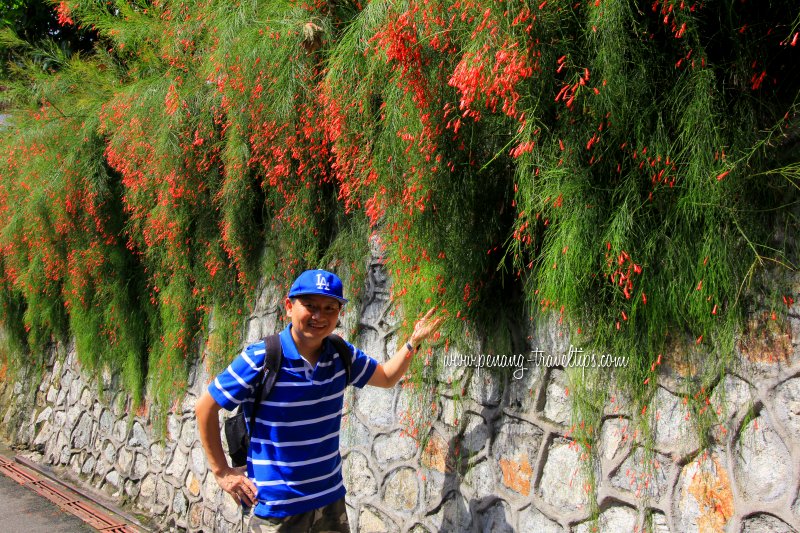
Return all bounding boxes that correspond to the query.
[196,269,444,532]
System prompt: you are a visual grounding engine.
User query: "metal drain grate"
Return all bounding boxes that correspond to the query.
[0,454,140,532]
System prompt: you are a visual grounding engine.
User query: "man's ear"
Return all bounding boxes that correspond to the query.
[284,297,294,316]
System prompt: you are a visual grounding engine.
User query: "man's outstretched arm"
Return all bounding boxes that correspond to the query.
[195,391,258,507]
[368,307,446,388]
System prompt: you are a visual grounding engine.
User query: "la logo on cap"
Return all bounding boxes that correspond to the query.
[316,273,330,291]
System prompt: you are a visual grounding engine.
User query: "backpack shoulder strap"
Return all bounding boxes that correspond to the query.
[327,334,352,385]
[249,334,282,433]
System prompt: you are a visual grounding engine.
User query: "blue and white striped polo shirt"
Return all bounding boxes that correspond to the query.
[208,325,377,518]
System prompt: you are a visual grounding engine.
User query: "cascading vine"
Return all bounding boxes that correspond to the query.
[0,0,798,441]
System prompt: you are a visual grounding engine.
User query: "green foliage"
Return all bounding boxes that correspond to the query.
[0,0,797,431]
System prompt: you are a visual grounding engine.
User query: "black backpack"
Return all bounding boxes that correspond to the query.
[223,333,353,468]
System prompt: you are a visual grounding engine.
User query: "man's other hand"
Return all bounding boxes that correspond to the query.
[216,465,258,507]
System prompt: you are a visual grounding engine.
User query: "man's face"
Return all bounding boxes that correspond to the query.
[285,294,342,346]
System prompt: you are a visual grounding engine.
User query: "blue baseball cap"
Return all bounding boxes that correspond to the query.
[287,269,348,305]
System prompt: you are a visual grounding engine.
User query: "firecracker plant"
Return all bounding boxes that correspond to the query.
[0,0,798,467]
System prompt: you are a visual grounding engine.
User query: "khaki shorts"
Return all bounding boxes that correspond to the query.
[248,497,350,533]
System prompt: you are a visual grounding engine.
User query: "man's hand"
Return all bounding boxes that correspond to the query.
[215,465,258,507]
[409,307,447,348]
[195,391,258,508]
[368,306,447,388]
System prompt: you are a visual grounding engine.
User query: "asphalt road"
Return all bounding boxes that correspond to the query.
[0,471,95,532]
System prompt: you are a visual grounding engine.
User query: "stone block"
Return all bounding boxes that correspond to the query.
[652,387,700,457]
[173,489,188,517]
[186,471,202,498]
[131,452,148,480]
[775,377,800,442]
[441,398,464,428]
[67,378,83,406]
[358,505,396,533]
[358,328,385,363]
[517,505,562,533]
[79,388,92,409]
[544,369,571,425]
[610,448,670,502]
[422,469,446,509]
[736,313,794,382]
[673,450,734,533]
[128,421,149,448]
[429,493,472,532]
[573,505,637,533]
[244,317,264,344]
[111,392,126,418]
[343,451,376,498]
[493,418,543,497]
[102,440,116,463]
[220,491,241,523]
[71,413,93,449]
[505,364,544,416]
[355,385,394,428]
[61,370,73,392]
[461,412,490,454]
[202,471,222,501]
[35,406,52,426]
[33,421,51,449]
[190,446,207,478]
[139,474,156,502]
[598,417,631,463]
[203,508,216,530]
[738,312,793,364]
[422,432,451,474]
[65,405,81,433]
[383,467,419,513]
[94,456,111,479]
[180,418,196,448]
[124,480,138,499]
[81,454,96,476]
[373,430,416,463]
[648,512,670,533]
[154,479,172,514]
[57,433,71,465]
[708,374,755,433]
[150,442,166,468]
[69,454,81,477]
[469,369,503,407]
[436,347,469,386]
[463,460,495,500]
[537,439,590,513]
[734,414,792,503]
[168,413,181,442]
[188,503,204,530]
[166,447,189,479]
[477,500,513,533]
[55,389,67,407]
[181,392,198,416]
[116,447,133,474]
[97,409,113,437]
[105,470,121,490]
[740,514,797,532]
[112,420,127,442]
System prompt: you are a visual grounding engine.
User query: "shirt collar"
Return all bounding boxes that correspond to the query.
[280,324,333,362]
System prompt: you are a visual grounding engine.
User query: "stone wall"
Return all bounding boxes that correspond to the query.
[1,259,799,532]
